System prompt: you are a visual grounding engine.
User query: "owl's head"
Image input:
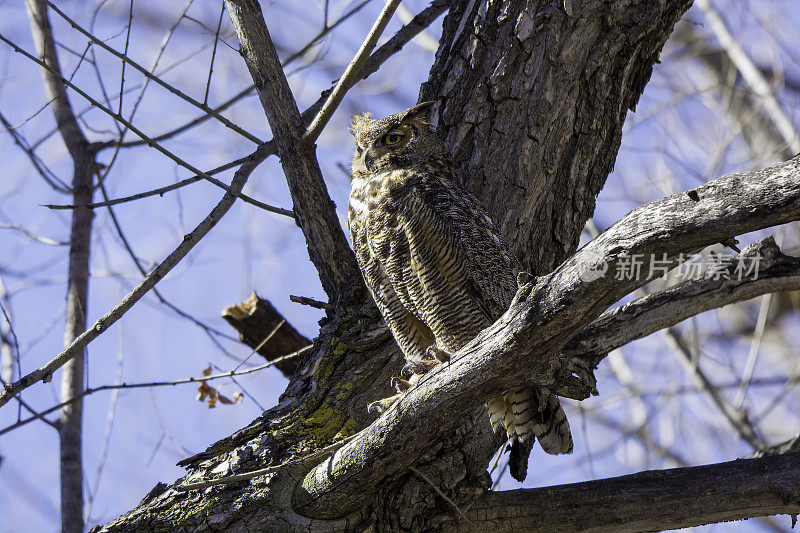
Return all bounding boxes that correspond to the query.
[349,101,446,179]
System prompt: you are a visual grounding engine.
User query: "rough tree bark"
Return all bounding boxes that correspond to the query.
[95,0,800,532]
[25,1,96,532]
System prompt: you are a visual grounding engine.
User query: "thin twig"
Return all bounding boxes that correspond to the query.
[204,2,226,106]
[97,178,239,354]
[0,299,58,430]
[117,0,134,116]
[734,293,771,407]
[409,465,478,531]
[0,141,261,408]
[117,0,373,149]
[174,430,357,492]
[0,31,292,218]
[43,0,263,144]
[304,0,403,143]
[0,109,70,192]
[289,295,334,311]
[92,0,196,195]
[232,319,285,372]
[0,345,312,437]
[44,146,290,217]
[0,223,68,246]
[665,329,764,449]
[695,0,800,153]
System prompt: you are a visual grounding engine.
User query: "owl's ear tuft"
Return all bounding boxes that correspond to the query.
[349,112,372,137]
[399,101,438,124]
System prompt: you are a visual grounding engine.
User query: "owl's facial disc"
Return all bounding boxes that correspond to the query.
[360,124,413,172]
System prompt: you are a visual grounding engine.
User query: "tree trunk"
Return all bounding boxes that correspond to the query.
[25,1,95,531]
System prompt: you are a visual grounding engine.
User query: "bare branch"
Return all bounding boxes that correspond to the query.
[224,0,360,300]
[43,145,293,218]
[24,0,97,529]
[42,0,263,144]
[0,223,68,246]
[222,294,311,378]
[289,295,334,311]
[116,0,374,149]
[451,452,800,532]
[565,237,800,362]
[694,0,800,154]
[0,32,290,218]
[0,147,262,408]
[203,2,225,106]
[303,0,403,143]
[0,345,311,438]
[0,109,70,192]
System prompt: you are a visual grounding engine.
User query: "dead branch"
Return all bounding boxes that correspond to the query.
[223,294,311,377]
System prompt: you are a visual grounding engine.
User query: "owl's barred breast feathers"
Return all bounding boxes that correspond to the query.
[347,102,572,482]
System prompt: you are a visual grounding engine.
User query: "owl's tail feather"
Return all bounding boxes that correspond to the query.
[487,387,573,481]
[508,437,534,482]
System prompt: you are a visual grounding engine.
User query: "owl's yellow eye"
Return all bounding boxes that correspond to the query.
[383,132,403,146]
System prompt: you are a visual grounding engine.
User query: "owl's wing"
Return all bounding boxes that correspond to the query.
[390,174,519,348]
[349,206,436,363]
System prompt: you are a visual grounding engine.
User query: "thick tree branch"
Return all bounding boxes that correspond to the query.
[91,2,799,531]
[565,236,800,364]
[224,0,360,302]
[448,453,800,532]
[293,157,800,519]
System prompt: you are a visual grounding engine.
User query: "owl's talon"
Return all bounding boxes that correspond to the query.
[400,363,417,379]
[567,358,598,396]
[391,376,413,392]
[411,359,440,374]
[426,345,452,363]
[367,393,402,415]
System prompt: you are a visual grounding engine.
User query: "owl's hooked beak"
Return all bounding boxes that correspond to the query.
[362,149,375,172]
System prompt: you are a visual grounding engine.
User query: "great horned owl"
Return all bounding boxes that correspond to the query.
[347,102,572,482]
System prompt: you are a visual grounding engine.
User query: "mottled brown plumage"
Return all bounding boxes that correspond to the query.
[348,102,572,482]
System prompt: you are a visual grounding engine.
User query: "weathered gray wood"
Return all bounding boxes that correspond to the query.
[448,452,800,532]
[565,236,800,365]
